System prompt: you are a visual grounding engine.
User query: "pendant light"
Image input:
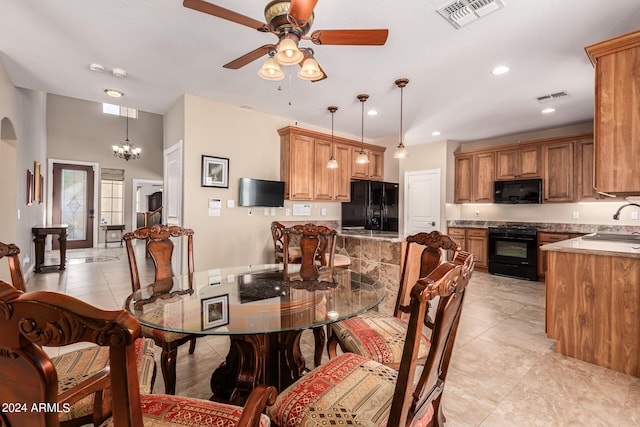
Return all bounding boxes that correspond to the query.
[393,78,409,159]
[355,94,370,164]
[327,106,339,169]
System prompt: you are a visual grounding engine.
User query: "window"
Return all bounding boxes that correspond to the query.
[100,168,125,225]
[102,103,138,118]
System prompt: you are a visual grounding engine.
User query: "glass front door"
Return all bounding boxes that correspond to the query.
[52,163,95,249]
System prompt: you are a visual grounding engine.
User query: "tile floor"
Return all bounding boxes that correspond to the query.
[27,246,640,426]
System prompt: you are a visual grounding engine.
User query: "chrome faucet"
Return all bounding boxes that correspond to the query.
[612,203,640,220]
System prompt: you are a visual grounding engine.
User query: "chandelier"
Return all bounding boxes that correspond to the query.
[112,115,141,161]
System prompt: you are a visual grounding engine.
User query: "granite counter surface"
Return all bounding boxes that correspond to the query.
[338,229,405,243]
[541,235,640,258]
[446,220,640,235]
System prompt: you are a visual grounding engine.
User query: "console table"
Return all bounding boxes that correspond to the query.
[32,225,68,273]
[102,224,125,248]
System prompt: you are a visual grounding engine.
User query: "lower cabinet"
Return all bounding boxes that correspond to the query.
[537,232,584,278]
[447,227,488,270]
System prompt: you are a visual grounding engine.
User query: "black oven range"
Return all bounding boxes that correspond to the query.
[488,224,538,281]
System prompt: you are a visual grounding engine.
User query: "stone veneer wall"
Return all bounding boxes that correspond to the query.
[335,235,402,316]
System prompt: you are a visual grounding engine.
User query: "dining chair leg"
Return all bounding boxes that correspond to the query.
[188,337,197,354]
[160,347,178,395]
[312,326,325,368]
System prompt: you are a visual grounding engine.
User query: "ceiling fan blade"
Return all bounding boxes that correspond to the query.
[223,45,275,69]
[310,29,389,45]
[183,0,266,30]
[288,0,318,23]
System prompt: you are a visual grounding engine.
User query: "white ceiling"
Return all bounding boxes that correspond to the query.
[1,0,638,145]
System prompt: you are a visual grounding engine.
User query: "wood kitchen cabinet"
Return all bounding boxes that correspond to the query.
[447,227,488,270]
[585,30,640,195]
[542,141,574,202]
[454,151,495,203]
[280,132,314,200]
[279,126,384,201]
[495,145,540,180]
[575,139,602,201]
[351,147,384,181]
[537,231,584,278]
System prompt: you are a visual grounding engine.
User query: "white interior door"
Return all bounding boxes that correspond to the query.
[404,169,441,234]
[163,141,183,273]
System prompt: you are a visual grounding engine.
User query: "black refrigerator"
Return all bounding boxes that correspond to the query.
[341,180,399,231]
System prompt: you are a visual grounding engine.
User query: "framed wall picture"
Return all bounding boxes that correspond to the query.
[33,161,41,202]
[201,294,229,330]
[26,169,34,205]
[201,155,229,188]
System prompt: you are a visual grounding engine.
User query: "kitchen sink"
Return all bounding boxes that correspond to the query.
[582,233,640,243]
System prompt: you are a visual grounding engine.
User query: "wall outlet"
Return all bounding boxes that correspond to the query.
[632,211,639,220]
[23,255,30,266]
[572,211,580,219]
[264,208,269,216]
[474,209,480,217]
[111,233,117,239]
[285,209,291,216]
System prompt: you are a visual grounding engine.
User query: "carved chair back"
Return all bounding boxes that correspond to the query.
[123,224,194,292]
[0,282,143,426]
[394,231,461,318]
[0,241,27,292]
[282,224,337,273]
[388,252,474,426]
[271,221,287,263]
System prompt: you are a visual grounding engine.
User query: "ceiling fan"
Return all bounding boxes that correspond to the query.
[183,0,389,82]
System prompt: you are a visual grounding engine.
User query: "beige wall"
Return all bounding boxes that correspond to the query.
[0,58,47,279]
[178,94,343,269]
[47,94,163,242]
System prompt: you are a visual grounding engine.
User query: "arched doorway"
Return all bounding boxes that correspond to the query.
[0,117,17,279]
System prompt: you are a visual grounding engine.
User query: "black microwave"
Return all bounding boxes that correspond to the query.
[494,179,542,204]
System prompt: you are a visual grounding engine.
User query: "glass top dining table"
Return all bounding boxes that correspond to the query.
[125,263,385,403]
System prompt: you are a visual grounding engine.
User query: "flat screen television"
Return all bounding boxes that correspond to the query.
[238,178,285,207]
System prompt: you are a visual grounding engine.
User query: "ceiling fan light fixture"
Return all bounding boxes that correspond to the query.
[258,57,284,80]
[298,57,323,80]
[275,38,304,65]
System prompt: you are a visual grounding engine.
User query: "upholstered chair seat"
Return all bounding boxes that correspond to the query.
[99,394,271,427]
[268,353,434,427]
[327,310,430,365]
[56,338,156,423]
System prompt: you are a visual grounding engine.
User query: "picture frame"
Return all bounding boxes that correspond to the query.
[201,155,229,188]
[201,294,229,330]
[33,161,41,202]
[26,169,34,205]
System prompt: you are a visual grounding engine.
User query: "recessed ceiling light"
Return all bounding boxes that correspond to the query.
[104,88,124,98]
[432,131,441,136]
[542,107,556,114]
[491,65,510,75]
[367,109,378,116]
[89,63,105,73]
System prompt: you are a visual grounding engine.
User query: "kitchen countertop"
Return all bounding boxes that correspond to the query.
[446,220,640,235]
[541,234,640,259]
[339,228,405,242]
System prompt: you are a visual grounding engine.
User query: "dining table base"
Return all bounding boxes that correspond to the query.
[210,330,309,404]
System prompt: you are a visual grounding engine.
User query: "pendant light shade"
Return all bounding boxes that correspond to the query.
[298,57,323,81]
[275,38,304,65]
[355,94,370,164]
[393,78,410,159]
[327,106,339,169]
[258,57,284,81]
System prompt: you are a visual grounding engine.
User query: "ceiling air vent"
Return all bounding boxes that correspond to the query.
[536,91,569,103]
[437,0,506,29]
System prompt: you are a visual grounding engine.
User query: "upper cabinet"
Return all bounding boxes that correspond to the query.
[454,133,596,204]
[495,145,540,180]
[351,147,385,181]
[585,30,640,195]
[454,151,494,203]
[279,126,385,201]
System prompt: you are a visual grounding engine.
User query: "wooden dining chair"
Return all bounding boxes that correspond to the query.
[271,221,301,264]
[268,255,474,427]
[123,224,200,395]
[0,241,156,427]
[0,281,277,427]
[326,231,462,367]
